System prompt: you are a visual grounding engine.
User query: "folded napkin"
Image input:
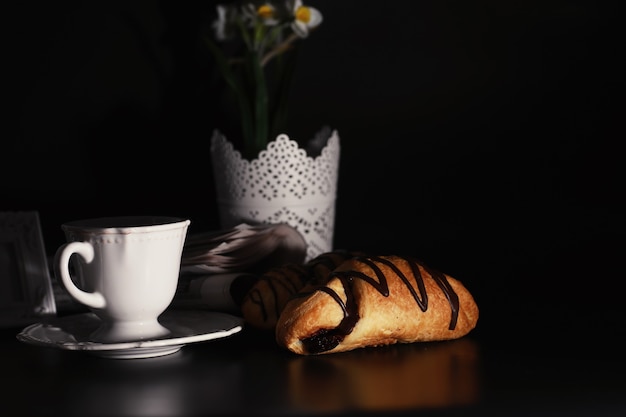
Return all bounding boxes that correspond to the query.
[180,223,307,275]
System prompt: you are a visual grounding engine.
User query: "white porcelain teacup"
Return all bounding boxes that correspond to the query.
[54,216,191,343]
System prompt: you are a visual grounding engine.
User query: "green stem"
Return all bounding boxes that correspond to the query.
[270,48,297,138]
[204,36,254,154]
[261,32,299,67]
[248,51,268,156]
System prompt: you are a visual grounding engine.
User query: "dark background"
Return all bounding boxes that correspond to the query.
[4,1,625,338]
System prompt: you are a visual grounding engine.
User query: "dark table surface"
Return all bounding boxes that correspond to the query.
[3,236,626,417]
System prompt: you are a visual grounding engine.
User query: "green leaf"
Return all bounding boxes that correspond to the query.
[270,48,298,139]
[203,36,254,153]
[247,51,268,156]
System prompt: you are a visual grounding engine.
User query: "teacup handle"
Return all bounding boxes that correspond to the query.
[54,242,106,309]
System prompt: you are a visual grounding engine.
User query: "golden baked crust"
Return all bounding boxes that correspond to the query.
[275,255,479,355]
[240,250,364,330]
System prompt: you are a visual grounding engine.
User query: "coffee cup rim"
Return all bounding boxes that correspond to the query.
[61,216,190,234]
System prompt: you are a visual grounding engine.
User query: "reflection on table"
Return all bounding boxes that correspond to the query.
[285,338,480,412]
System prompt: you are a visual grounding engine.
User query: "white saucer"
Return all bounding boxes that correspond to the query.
[16,309,243,359]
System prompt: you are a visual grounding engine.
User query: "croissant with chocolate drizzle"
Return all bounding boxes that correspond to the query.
[275,255,479,355]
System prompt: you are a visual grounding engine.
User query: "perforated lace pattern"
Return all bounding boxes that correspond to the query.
[211,130,340,261]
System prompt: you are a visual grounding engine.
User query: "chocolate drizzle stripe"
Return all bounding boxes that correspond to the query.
[422,262,460,330]
[247,289,268,322]
[307,254,338,270]
[247,264,309,323]
[317,287,348,315]
[374,256,426,309]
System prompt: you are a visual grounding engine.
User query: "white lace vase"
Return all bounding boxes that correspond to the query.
[210,128,340,261]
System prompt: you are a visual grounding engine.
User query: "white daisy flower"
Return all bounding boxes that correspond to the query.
[242,3,280,27]
[257,3,280,26]
[290,0,323,38]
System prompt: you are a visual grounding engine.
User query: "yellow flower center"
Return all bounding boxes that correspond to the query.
[257,5,274,20]
[295,6,311,23]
